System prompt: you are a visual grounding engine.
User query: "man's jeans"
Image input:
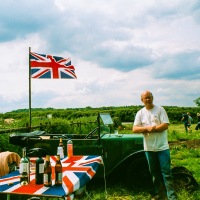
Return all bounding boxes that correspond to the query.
[183,121,188,132]
[145,149,176,200]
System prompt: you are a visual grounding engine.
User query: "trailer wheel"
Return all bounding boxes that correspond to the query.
[126,157,152,189]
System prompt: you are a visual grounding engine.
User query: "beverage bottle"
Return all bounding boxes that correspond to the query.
[67,138,73,158]
[20,147,30,185]
[55,154,62,186]
[57,138,64,159]
[35,154,44,184]
[59,138,64,148]
[43,155,52,187]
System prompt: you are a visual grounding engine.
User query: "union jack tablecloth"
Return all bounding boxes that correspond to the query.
[0,155,103,199]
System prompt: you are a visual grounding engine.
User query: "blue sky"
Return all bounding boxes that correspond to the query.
[0,0,200,113]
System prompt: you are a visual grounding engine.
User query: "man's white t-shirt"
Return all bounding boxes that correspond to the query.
[134,105,169,151]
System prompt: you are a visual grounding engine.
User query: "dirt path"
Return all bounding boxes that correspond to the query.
[169,139,200,149]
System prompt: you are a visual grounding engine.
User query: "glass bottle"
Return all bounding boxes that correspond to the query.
[35,154,44,184]
[59,138,64,148]
[67,138,73,158]
[43,155,52,187]
[55,154,62,186]
[20,147,30,185]
[57,138,64,159]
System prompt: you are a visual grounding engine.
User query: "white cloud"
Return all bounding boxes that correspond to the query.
[0,0,199,113]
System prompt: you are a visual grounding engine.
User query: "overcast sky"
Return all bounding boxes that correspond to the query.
[0,0,200,113]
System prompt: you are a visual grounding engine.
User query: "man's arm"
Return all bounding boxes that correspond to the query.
[133,125,156,133]
[154,123,169,132]
[133,125,147,133]
[133,123,168,133]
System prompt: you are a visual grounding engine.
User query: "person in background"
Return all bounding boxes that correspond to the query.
[195,113,200,130]
[133,90,176,200]
[187,112,193,133]
[181,112,189,133]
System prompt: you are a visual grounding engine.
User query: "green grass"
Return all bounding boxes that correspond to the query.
[1,123,200,200]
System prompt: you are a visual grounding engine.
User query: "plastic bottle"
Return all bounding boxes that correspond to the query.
[67,139,73,158]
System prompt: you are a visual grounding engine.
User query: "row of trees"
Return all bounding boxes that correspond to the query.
[194,97,200,107]
[0,105,200,124]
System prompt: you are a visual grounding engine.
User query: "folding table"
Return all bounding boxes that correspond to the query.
[0,155,103,200]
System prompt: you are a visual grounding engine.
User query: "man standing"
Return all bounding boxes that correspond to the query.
[133,90,176,200]
[187,112,193,133]
[195,113,200,130]
[181,112,189,133]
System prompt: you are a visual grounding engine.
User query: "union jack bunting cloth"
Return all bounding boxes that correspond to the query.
[30,52,77,79]
[0,155,102,199]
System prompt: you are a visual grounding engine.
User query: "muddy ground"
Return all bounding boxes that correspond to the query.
[169,139,200,149]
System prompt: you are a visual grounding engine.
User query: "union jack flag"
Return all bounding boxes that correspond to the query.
[30,52,77,79]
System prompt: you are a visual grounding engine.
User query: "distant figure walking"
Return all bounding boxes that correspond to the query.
[181,112,189,133]
[195,113,200,130]
[187,112,193,132]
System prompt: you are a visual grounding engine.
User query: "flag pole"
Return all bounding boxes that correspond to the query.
[29,47,32,131]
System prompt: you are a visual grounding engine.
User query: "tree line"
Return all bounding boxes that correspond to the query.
[0,105,200,124]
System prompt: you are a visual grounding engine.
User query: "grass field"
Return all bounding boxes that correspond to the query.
[1,124,200,200]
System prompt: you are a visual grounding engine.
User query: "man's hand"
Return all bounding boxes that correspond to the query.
[146,126,156,133]
[133,125,156,134]
[133,123,168,134]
